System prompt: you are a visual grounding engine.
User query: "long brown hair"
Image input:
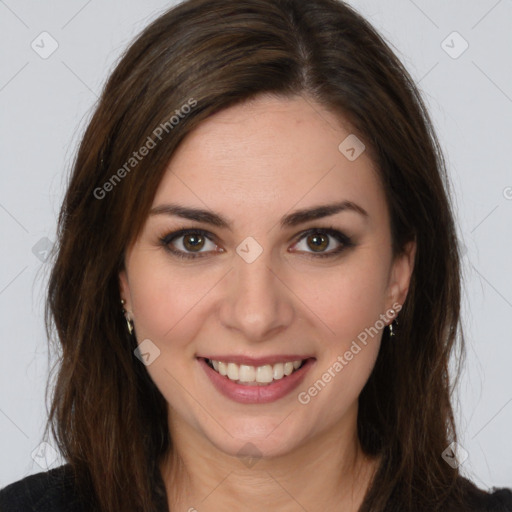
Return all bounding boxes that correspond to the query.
[44,0,468,510]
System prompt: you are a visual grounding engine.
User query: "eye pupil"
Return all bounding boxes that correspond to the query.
[307,233,329,252]
[184,234,204,251]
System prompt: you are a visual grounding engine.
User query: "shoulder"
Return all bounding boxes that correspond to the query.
[0,464,89,512]
[457,476,512,512]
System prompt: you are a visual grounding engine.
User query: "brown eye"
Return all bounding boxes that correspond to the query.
[291,227,354,259]
[183,233,206,252]
[161,229,218,259]
[306,233,329,252]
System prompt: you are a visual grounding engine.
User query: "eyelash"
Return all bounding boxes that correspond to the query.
[159,226,355,260]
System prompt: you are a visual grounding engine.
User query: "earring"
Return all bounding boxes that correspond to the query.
[388,311,398,338]
[120,299,134,335]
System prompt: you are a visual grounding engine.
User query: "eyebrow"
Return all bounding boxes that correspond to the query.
[149,200,369,230]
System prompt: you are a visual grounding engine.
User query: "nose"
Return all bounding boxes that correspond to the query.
[218,249,295,343]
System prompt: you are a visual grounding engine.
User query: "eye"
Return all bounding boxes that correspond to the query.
[159,226,354,260]
[290,227,354,258]
[160,229,221,259]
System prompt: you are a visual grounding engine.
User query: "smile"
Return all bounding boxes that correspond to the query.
[197,356,316,404]
[206,358,304,385]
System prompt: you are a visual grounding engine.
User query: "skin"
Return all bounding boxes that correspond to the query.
[119,94,416,511]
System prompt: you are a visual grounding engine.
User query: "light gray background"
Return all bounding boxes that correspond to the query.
[1,0,511,491]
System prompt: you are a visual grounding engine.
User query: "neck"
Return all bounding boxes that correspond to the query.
[160,412,379,512]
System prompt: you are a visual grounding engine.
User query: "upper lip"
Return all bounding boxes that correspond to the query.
[197,355,315,366]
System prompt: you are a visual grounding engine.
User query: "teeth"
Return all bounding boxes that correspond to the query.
[239,364,256,382]
[207,358,305,384]
[218,361,227,376]
[273,363,284,380]
[256,365,273,383]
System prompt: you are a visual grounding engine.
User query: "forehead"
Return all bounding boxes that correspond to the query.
[152,95,387,228]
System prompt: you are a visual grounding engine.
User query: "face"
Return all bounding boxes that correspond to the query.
[119,95,415,459]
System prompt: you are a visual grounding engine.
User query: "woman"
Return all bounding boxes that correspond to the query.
[1,0,510,510]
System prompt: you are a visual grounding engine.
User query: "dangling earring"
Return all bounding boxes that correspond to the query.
[388,310,398,339]
[120,299,134,335]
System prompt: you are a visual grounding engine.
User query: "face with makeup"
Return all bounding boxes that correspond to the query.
[119,94,415,461]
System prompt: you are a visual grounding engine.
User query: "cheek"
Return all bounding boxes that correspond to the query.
[296,277,385,425]
[292,248,388,404]
[128,253,213,344]
[126,257,210,425]
[292,250,390,343]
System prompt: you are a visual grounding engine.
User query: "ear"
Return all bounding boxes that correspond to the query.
[386,239,416,311]
[119,268,132,315]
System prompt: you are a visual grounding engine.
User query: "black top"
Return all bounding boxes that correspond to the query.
[0,464,168,512]
[1,464,511,511]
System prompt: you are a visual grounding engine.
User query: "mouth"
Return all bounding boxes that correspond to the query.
[197,356,316,404]
[204,357,306,386]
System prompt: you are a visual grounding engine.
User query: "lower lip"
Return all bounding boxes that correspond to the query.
[198,357,315,404]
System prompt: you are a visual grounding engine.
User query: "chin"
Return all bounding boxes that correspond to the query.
[202,414,313,461]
